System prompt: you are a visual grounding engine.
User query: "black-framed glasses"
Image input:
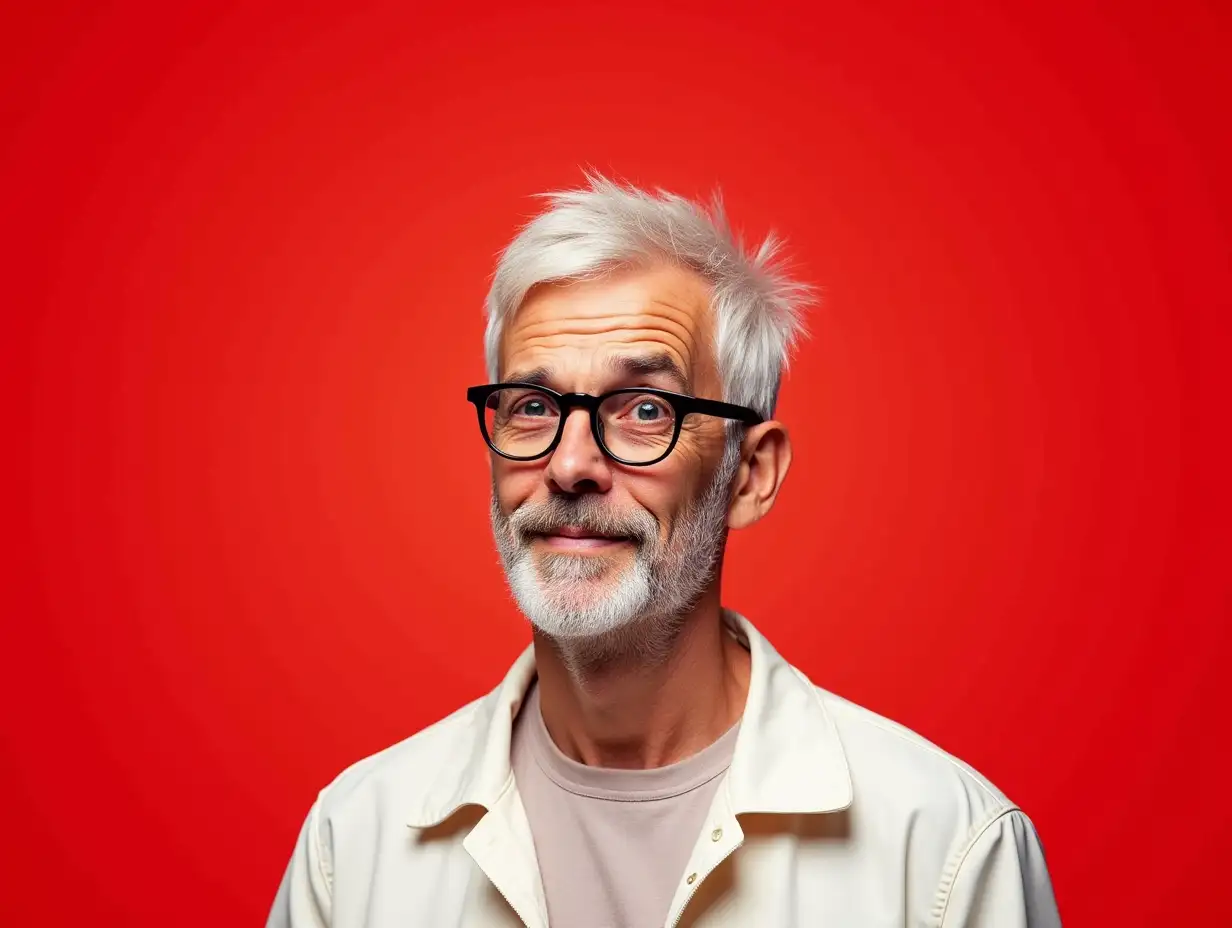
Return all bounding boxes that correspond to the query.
[466,383,763,466]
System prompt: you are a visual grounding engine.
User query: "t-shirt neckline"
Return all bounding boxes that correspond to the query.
[523,682,741,803]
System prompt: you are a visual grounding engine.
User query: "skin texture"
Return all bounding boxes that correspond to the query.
[492,262,794,768]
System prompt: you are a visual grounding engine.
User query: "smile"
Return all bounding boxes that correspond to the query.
[533,527,633,551]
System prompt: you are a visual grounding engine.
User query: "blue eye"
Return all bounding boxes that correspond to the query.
[520,400,548,416]
[635,402,661,421]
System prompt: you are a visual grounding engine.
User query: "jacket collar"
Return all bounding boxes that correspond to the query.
[405,611,852,828]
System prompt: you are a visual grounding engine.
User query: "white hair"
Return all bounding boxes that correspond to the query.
[484,174,814,419]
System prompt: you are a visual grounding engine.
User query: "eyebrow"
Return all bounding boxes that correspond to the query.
[503,366,553,387]
[503,355,691,392]
[606,354,690,391]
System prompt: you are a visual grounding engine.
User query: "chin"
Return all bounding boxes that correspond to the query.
[533,576,621,607]
[527,606,646,643]
[533,551,626,585]
[517,578,650,635]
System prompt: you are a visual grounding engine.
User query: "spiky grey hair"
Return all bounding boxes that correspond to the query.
[483,174,814,419]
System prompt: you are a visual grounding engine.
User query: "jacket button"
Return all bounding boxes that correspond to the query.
[686,873,697,885]
[711,827,723,841]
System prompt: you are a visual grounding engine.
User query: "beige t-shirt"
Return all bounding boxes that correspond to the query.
[510,682,740,928]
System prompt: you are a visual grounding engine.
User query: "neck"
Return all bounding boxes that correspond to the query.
[531,588,752,769]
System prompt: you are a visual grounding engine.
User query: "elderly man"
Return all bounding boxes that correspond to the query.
[268,177,1061,927]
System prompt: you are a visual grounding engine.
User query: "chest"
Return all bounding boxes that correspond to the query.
[340,816,921,928]
[517,766,725,928]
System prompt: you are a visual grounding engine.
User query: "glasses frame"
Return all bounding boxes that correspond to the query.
[466,382,764,467]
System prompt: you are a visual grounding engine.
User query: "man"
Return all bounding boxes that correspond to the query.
[268,176,1061,927]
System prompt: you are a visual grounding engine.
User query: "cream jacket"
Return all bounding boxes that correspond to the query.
[268,613,1061,927]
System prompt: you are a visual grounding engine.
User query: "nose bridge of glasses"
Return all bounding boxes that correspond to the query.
[556,392,602,415]
[551,392,601,444]
[556,396,600,446]
[549,398,609,472]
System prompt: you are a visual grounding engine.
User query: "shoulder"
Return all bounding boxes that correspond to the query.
[272,691,503,909]
[309,641,539,832]
[819,685,1015,816]
[815,685,1059,922]
[811,682,1023,863]
[311,692,491,835]
[808,682,1043,918]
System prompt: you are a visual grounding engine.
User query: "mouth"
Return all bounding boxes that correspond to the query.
[531,526,634,552]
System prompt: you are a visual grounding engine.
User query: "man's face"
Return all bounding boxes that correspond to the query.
[488,263,737,646]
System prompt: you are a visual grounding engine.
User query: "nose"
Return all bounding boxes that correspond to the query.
[544,409,613,495]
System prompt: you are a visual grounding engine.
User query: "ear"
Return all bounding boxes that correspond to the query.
[727,420,793,530]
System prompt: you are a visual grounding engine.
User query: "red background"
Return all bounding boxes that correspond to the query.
[3,2,1229,924]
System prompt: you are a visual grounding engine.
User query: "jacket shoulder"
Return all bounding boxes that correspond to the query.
[313,691,490,826]
[816,685,1017,827]
[813,683,1051,924]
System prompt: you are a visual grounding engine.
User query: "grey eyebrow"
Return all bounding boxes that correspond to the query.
[606,354,690,391]
[503,367,553,387]
[502,356,690,392]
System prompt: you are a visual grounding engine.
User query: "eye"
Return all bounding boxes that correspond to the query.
[613,394,673,425]
[516,398,550,417]
[491,389,557,422]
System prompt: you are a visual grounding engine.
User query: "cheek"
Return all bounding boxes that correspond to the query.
[625,465,702,532]
[492,460,543,512]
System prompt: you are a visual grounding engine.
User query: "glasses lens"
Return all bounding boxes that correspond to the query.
[484,387,561,458]
[598,391,677,463]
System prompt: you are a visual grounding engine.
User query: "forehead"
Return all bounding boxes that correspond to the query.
[499,263,716,388]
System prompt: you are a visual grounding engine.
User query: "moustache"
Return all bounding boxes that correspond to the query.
[508,496,658,546]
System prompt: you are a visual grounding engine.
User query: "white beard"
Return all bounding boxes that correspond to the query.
[490,439,741,666]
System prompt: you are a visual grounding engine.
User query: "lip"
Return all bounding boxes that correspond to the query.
[554,525,614,539]
[534,527,632,550]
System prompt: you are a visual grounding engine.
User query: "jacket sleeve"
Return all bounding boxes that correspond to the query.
[937,808,1062,927]
[266,798,333,928]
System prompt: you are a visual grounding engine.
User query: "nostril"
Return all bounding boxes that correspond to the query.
[547,474,602,496]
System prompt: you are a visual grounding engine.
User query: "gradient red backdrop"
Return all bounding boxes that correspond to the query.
[3,2,1229,925]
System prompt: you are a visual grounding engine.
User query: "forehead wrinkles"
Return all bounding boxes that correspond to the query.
[499,265,719,387]
[504,287,714,373]
[510,308,700,355]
